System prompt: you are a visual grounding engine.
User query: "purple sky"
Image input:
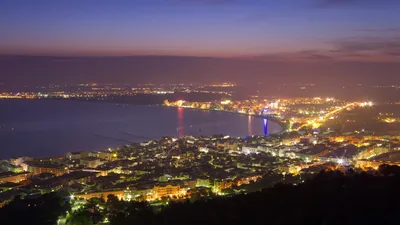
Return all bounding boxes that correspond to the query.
[1,0,400,86]
[1,0,400,62]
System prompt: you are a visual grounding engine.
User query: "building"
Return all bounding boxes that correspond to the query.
[0,172,31,184]
[242,145,261,155]
[296,145,330,161]
[318,145,361,164]
[184,180,197,189]
[153,182,182,199]
[356,151,400,169]
[80,157,102,168]
[98,152,114,161]
[75,190,125,201]
[66,152,82,160]
[27,163,68,176]
[196,178,211,188]
[213,179,233,193]
[329,136,361,144]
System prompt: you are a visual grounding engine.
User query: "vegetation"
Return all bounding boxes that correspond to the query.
[0,192,69,225]
[134,165,400,225]
[3,165,400,225]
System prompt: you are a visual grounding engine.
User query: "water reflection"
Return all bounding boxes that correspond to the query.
[263,118,269,136]
[248,115,253,136]
[176,108,274,138]
[177,107,184,138]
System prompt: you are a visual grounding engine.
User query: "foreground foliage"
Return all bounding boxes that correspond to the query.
[2,165,400,225]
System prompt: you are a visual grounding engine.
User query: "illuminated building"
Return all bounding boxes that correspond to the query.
[356,151,400,169]
[0,172,31,184]
[242,145,262,155]
[196,178,211,188]
[213,179,233,194]
[75,190,125,201]
[329,136,360,144]
[152,183,183,199]
[80,157,102,168]
[27,163,68,176]
[355,146,390,160]
[234,175,262,186]
[66,152,82,160]
[98,152,115,161]
[296,147,330,161]
[220,100,231,105]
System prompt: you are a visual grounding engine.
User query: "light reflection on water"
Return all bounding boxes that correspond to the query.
[248,115,253,136]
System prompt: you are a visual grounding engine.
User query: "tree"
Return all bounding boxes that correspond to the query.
[67,210,93,225]
[85,197,105,210]
[0,193,70,225]
[110,201,154,225]
[379,164,400,176]
[106,194,120,206]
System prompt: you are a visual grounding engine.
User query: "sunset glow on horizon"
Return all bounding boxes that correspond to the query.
[1,0,400,62]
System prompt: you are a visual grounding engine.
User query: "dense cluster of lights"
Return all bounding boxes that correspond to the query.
[0,83,235,100]
[166,97,372,132]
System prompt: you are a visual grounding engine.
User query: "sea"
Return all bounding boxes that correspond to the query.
[0,100,282,159]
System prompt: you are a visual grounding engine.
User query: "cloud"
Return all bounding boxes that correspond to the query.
[173,0,236,5]
[333,37,400,56]
[320,0,357,5]
[387,52,400,56]
[357,28,400,34]
[315,0,399,7]
[251,36,400,63]
[251,50,334,62]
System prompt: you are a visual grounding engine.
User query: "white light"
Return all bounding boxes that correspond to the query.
[338,159,344,165]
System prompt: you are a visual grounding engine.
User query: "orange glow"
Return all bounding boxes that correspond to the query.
[177,108,184,138]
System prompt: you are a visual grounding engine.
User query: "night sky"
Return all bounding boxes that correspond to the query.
[0,0,400,85]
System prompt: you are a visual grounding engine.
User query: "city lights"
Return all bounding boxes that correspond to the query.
[1,0,400,222]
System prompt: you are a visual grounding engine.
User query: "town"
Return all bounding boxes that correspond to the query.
[2,95,400,224]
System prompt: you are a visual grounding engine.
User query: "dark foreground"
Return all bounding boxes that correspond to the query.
[2,165,400,225]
